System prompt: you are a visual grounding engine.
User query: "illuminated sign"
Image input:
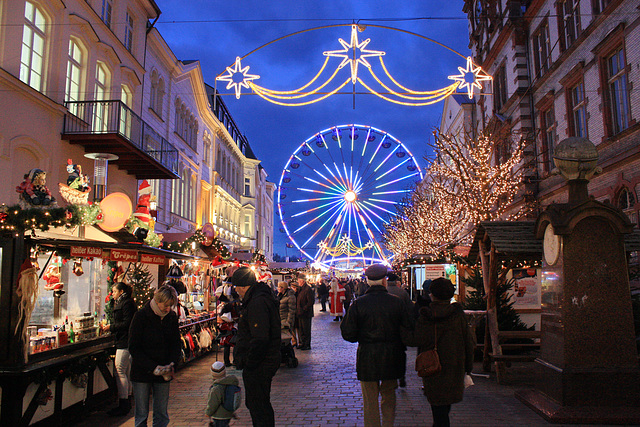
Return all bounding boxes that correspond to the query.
[140,254,165,264]
[99,192,133,232]
[70,246,103,258]
[110,249,138,262]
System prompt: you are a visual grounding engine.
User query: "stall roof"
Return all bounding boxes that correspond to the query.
[468,221,542,264]
[28,237,200,261]
[468,220,640,264]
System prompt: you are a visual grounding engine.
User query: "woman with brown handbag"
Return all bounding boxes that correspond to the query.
[402,278,474,427]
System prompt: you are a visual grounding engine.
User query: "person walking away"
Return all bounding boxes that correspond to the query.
[341,264,413,427]
[329,278,345,321]
[385,272,415,388]
[317,279,329,312]
[216,282,240,367]
[277,281,296,343]
[103,282,137,416]
[401,278,474,427]
[295,273,314,350]
[129,285,181,427]
[205,361,240,427]
[343,280,354,313]
[232,267,281,427]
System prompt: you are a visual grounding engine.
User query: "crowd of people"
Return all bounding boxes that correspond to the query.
[103,266,473,427]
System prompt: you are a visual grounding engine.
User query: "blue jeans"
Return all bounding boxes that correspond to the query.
[132,381,171,427]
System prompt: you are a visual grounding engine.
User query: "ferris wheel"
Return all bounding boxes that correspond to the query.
[277,124,424,271]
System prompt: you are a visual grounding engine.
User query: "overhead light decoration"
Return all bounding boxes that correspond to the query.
[216,24,492,106]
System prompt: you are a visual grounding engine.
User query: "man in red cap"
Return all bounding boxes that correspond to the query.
[341,264,413,427]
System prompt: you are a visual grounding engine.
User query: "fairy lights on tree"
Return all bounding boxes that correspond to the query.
[385,129,530,262]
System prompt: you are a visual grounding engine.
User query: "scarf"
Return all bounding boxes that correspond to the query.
[150,298,168,319]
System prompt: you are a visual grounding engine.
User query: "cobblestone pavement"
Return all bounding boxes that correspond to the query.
[73,303,603,426]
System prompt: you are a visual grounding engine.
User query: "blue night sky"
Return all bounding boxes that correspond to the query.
[153,1,472,257]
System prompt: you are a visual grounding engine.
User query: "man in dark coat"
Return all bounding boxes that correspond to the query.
[294,273,314,350]
[129,285,181,427]
[317,279,329,312]
[341,264,413,427]
[386,272,415,389]
[232,267,281,427]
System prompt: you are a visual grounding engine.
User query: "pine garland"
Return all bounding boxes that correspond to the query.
[163,229,229,258]
[0,204,103,233]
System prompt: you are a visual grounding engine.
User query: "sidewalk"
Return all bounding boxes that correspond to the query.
[73,303,604,426]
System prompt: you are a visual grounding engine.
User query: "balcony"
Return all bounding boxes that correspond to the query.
[62,100,180,180]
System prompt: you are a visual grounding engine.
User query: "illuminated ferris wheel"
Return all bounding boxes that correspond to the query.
[277,124,423,271]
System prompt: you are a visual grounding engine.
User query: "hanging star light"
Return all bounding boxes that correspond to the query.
[447,56,492,99]
[217,56,260,99]
[323,25,385,84]
[215,24,491,106]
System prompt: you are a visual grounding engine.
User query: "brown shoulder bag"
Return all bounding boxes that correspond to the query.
[415,323,441,377]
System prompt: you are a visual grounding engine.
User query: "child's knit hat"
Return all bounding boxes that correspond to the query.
[211,361,226,379]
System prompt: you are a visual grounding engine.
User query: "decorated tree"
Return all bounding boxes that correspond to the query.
[127,263,155,309]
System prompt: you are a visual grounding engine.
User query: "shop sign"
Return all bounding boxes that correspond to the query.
[140,254,165,264]
[70,246,103,258]
[110,249,138,262]
[99,192,133,232]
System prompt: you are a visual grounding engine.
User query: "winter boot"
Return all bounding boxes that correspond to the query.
[107,398,131,416]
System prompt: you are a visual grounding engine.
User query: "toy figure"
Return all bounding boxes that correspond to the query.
[42,263,63,291]
[16,168,57,208]
[66,159,90,192]
[133,180,153,226]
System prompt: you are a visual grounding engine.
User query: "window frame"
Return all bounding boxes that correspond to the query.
[124,11,134,53]
[539,103,556,175]
[100,0,113,28]
[492,63,508,113]
[557,0,581,52]
[594,26,633,139]
[568,80,588,138]
[532,18,551,77]
[20,1,47,92]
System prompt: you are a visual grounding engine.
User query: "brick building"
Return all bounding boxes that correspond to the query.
[462,0,639,223]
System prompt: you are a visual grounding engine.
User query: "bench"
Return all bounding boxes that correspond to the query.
[489,330,541,369]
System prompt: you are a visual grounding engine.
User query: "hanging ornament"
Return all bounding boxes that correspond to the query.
[73,260,84,276]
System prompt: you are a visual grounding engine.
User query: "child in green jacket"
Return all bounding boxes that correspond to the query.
[206,361,240,426]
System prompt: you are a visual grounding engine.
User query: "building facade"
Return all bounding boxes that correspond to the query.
[0,0,274,260]
[463,0,639,223]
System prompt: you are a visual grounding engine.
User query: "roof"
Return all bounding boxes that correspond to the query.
[468,220,640,264]
[468,221,541,264]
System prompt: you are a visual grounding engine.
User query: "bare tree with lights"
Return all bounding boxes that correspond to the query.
[385,128,529,262]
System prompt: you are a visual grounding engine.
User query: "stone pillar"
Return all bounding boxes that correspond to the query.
[517,138,640,423]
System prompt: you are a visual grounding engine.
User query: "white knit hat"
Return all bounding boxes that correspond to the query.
[211,361,226,379]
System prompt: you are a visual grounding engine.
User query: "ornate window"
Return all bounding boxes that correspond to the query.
[20,1,47,91]
[540,105,556,174]
[124,11,134,52]
[606,47,631,135]
[93,63,110,132]
[101,0,112,28]
[65,39,83,116]
[532,19,551,77]
[568,81,587,138]
[493,64,507,112]
[618,188,635,211]
[557,0,581,51]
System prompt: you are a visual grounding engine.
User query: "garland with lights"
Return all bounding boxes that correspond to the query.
[163,229,230,258]
[217,24,491,106]
[0,204,103,233]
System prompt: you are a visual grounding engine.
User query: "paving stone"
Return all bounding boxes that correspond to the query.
[72,302,616,427]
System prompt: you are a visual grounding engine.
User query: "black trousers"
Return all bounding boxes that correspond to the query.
[243,366,276,427]
[431,404,451,427]
[299,316,312,348]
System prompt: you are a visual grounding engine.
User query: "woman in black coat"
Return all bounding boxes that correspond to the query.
[402,278,474,427]
[129,285,181,427]
[103,282,137,416]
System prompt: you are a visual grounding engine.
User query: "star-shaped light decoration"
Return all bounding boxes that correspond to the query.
[323,24,385,84]
[448,56,492,99]
[216,57,260,99]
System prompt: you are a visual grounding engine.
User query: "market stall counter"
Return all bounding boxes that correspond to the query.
[0,232,206,426]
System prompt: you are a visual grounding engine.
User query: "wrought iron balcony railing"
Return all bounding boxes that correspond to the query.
[62,100,179,178]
